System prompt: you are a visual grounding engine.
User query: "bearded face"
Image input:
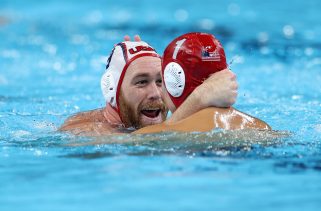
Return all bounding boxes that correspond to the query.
[119,90,168,129]
[118,56,168,129]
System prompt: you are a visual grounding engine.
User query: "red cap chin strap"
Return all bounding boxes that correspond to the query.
[115,53,162,120]
[103,103,123,127]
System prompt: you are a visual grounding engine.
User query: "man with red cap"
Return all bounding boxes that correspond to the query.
[59,35,238,136]
[135,32,270,134]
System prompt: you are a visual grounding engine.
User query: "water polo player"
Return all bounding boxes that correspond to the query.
[135,32,271,134]
[59,37,238,136]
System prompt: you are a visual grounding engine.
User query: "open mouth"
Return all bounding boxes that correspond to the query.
[141,108,161,118]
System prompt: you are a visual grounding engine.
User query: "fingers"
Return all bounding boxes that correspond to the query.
[205,68,236,84]
[134,35,141,41]
[231,90,238,105]
[221,68,236,79]
[124,35,130,41]
[230,72,236,80]
[124,35,141,41]
[210,68,231,79]
[231,82,238,90]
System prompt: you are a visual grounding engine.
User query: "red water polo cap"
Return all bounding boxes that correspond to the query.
[162,32,227,108]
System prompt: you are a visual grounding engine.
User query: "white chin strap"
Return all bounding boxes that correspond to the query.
[163,62,185,97]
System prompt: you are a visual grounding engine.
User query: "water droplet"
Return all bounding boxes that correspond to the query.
[260,47,270,55]
[198,19,215,30]
[228,3,240,16]
[174,9,188,22]
[304,48,314,56]
[43,44,57,55]
[291,95,302,100]
[53,62,62,71]
[258,32,269,43]
[85,10,103,24]
[283,25,295,38]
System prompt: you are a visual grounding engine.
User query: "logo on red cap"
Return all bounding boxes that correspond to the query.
[201,48,221,61]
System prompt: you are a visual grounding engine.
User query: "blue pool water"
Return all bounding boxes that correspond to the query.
[1,0,321,210]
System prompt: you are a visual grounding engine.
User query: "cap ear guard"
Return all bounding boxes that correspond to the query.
[101,72,117,107]
[100,43,126,108]
[101,41,160,109]
[163,62,185,97]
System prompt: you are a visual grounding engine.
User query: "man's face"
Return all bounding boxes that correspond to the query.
[119,56,168,129]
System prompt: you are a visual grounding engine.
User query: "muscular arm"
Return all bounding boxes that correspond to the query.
[134,107,271,134]
[167,69,238,123]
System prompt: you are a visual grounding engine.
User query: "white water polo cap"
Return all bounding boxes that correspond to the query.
[101,41,161,109]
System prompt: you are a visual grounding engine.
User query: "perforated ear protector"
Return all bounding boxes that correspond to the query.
[101,72,117,106]
[163,62,185,97]
[100,43,124,108]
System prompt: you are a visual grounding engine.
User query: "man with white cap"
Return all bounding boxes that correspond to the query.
[59,36,238,135]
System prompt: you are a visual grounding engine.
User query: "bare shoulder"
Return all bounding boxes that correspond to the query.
[60,109,104,126]
[59,108,114,135]
[230,108,271,130]
[198,107,271,130]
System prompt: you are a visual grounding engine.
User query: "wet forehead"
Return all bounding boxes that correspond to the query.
[125,56,161,79]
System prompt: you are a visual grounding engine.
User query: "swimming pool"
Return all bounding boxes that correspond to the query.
[1,0,321,210]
